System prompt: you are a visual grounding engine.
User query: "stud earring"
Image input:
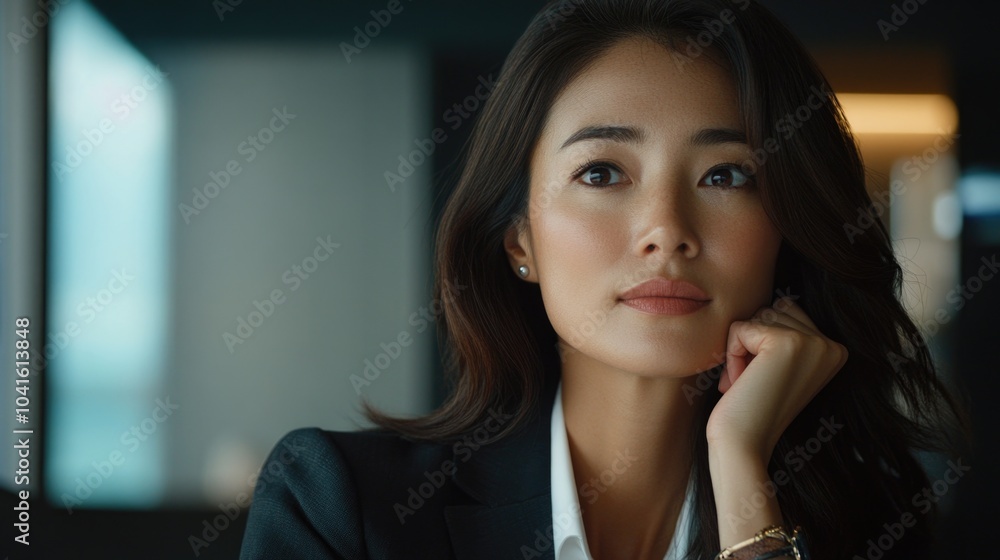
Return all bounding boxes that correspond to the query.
[518,265,529,278]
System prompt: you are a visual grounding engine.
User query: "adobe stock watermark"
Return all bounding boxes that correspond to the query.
[725,416,843,532]
[520,448,639,559]
[351,278,468,394]
[877,0,930,41]
[884,252,997,372]
[682,288,800,404]
[222,234,340,354]
[669,0,751,71]
[551,256,659,364]
[542,0,585,29]
[212,0,244,22]
[52,64,169,181]
[393,407,514,525]
[551,269,639,363]
[178,106,296,224]
[340,0,415,64]
[547,210,673,364]
[187,433,308,556]
[385,73,497,192]
[24,268,135,375]
[844,131,959,244]
[578,449,638,505]
[6,0,74,54]
[60,396,179,513]
[736,83,834,178]
[853,457,969,559]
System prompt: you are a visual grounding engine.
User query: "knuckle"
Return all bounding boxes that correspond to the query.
[837,342,849,364]
[777,331,808,352]
[827,341,849,368]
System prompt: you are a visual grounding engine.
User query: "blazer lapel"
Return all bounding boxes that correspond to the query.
[444,377,559,560]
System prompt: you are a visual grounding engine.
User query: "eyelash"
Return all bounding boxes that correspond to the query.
[570,159,754,190]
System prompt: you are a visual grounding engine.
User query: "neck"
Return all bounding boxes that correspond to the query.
[559,346,703,559]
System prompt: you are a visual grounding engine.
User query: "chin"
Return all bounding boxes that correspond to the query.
[603,351,720,379]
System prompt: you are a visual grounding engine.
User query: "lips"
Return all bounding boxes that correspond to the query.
[618,277,710,301]
[621,297,708,315]
[617,277,710,316]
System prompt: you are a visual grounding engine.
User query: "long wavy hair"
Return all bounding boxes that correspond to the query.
[361,1,974,558]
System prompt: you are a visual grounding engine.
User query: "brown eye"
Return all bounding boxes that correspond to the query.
[700,164,752,189]
[573,161,624,187]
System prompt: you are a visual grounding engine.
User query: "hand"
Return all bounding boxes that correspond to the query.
[705,295,849,463]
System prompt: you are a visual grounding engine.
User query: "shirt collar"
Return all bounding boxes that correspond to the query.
[550,379,695,560]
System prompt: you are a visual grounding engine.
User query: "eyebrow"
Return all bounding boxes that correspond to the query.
[690,127,748,146]
[558,125,748,151]
[559,125,645,150]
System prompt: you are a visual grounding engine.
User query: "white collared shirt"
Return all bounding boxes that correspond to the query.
[550,380,695,560]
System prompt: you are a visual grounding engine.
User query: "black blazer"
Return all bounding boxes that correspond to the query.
[239,378,560,560]
[238,377,934,560]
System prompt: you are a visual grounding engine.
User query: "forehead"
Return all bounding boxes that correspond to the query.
[536,36,741,151]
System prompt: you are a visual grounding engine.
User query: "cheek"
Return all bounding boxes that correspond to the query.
[715,210,783,308]
[533,197,624,275]
[532,199,625,329]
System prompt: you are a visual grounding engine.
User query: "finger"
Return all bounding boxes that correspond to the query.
[769,298,849,374]
[751,301,815,335]
[768,297,820,333]
[720,360,741,393]
[723,319,762,392]
[719,357,735,393]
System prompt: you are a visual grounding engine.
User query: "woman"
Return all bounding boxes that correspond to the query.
[239,1,972,558]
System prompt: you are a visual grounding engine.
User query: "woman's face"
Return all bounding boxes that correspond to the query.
[505,36,783,378]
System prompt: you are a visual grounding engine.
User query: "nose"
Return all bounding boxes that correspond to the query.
[633,180,700,259]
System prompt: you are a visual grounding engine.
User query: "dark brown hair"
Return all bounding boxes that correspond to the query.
[361,1,974,558]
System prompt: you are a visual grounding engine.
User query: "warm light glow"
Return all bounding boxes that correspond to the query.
[837,93,957,135]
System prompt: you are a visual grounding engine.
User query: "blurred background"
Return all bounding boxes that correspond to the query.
[0,0,995,557]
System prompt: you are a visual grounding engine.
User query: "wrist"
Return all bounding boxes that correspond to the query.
[708,444,783,548]
[707,438,772,467]
[714,525,808,560]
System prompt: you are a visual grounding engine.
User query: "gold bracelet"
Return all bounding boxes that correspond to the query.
[714,525,803,560]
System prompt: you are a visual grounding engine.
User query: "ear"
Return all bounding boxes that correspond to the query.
[503,216,536,282]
